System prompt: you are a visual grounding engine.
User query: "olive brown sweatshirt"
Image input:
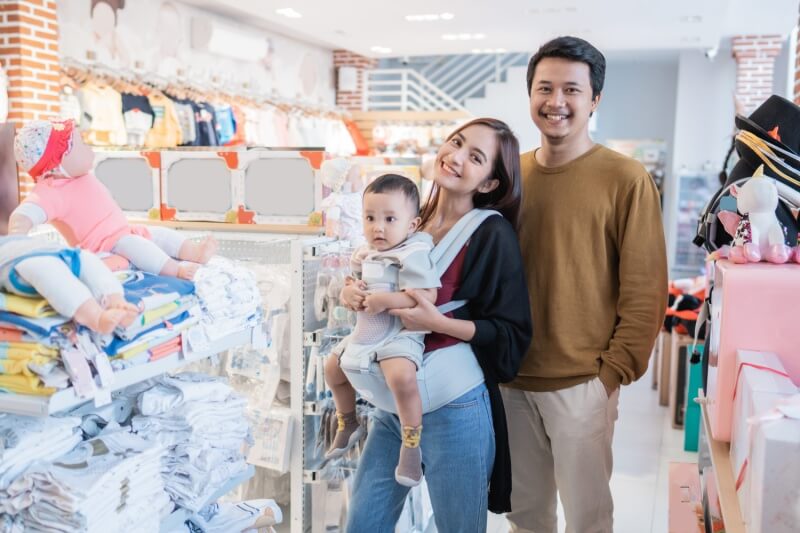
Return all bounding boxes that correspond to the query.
[509,144,668,393]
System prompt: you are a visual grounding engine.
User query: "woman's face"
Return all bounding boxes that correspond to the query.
[434,124,499,195]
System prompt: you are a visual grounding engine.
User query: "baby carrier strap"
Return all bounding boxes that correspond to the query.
[432,209,500,314]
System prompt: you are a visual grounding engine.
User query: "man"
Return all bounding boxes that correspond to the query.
[503,36,668,533]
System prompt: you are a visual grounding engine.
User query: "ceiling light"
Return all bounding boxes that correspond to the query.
[370,46,392,54]
[405,12,455,22]
[680,15,703,23]
[471,48,507,54]
[442,33,486,41]
[276,8,302,19]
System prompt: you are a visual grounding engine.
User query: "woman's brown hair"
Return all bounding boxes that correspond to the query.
[419,117,522,231]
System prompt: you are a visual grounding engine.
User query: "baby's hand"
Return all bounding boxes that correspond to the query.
[363,294,386,315]
[341,282,367,311]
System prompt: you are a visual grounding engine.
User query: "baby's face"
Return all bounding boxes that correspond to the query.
[362,190,419,251]
[60,130,94,177]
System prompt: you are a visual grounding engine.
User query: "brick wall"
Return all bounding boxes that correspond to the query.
[731,34,783,114]
[795,7,800,105]
[0,0,60,196]
[333,49,377,111]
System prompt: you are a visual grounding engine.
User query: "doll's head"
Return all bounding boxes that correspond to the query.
[14,119,95,181]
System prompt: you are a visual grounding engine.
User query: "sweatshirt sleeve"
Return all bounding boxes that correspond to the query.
[453,216,533,383]
[599,174,668,391]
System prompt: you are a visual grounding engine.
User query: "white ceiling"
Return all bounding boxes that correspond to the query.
[180,0,799,58]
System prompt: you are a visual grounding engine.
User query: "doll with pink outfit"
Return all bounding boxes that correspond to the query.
[8,119,216,279]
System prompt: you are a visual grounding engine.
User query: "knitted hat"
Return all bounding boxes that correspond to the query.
[14,119,74,180]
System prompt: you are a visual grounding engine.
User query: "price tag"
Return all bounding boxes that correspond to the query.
[61,346,95,398]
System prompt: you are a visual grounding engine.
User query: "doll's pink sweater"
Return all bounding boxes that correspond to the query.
[22,173,149,252]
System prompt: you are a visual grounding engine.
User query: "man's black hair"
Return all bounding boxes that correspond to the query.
[526,36,606,99]
[364,173,420,215]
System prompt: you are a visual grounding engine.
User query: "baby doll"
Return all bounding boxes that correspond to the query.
[9,119,216,280]
[0,235,138,334]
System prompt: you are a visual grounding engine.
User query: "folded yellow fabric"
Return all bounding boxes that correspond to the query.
[0,342,59,359]
[0,374,56,396]
[0,292,55,318]
[0,355,53,376]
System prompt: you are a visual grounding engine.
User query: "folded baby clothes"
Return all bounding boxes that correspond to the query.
[0,293,54,319]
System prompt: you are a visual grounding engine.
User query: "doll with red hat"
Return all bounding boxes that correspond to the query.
[8,119,216,279]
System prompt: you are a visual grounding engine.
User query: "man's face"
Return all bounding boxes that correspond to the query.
[529,57,600,144]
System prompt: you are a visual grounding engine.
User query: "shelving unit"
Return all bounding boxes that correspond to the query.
[699,396,745,533]
[0,325,258,417]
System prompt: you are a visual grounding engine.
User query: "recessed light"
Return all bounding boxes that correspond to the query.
[471,48,507,54]
[680,15,703,23]
[370,46,392,54]
[406,12,456,22]
[276,8,302,19]
[442,33,486,41]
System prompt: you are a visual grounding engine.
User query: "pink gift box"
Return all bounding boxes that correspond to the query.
[729,351,796,525]
[707,261,800,441]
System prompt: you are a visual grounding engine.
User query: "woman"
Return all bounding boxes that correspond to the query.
[344,118,532,532]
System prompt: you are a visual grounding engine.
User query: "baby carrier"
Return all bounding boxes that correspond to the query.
[339,209,499,414]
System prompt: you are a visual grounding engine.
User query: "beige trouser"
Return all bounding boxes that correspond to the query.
[501,378,620,533]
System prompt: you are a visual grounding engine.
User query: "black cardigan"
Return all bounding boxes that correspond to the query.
[450,215,533,513]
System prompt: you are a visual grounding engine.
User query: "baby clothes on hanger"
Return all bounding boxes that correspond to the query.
[78,81,127,146]
[121,92,155,147]
[145,92,183,148]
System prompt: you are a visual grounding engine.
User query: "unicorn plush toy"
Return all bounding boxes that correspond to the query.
[718,165,793,264]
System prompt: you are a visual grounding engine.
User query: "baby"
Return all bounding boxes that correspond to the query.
[0,235,138,334]
[9,119,216,280]
[324,173,440,487]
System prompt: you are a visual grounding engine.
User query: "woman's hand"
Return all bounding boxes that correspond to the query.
[341,280,368,311]
[388,289,444,332]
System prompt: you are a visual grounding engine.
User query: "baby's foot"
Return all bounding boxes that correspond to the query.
[177,261,200,280]
[395,444,423,487]
[104,293,140,328]
[180,236,218,264]
[325,411,363,459]
[395,425,423,487]
[97,308,128,334]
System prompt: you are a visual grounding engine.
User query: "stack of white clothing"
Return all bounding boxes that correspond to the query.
[7,430,170,532]
[193,258,262,346]
[0,414,82,499]
[0,514,22,533]
[131,374,251,512]
[188,498,282,532]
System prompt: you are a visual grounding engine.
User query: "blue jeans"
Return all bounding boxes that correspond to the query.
[346,384,495,533]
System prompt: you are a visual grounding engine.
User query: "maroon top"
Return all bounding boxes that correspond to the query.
[424,244,468,352]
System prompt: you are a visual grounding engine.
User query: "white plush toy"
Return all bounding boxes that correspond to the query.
[718,165,792,264]
[320,158,365,247]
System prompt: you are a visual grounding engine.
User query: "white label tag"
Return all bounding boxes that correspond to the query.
[61,347,95,398]
[92,352,115,388]
[180,330,192,360]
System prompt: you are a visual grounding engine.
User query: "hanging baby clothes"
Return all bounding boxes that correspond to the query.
[170,97,197,146]
[192,102,219,146]
[145,92,182,148]
[59,88,82,125]
[121,92,155,147]
[77,81,127,146]
[213,104,236,146]
[224,105,247,146]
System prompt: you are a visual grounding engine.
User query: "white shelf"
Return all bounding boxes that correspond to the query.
[0,326,257,417]
[159,465,256,532]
